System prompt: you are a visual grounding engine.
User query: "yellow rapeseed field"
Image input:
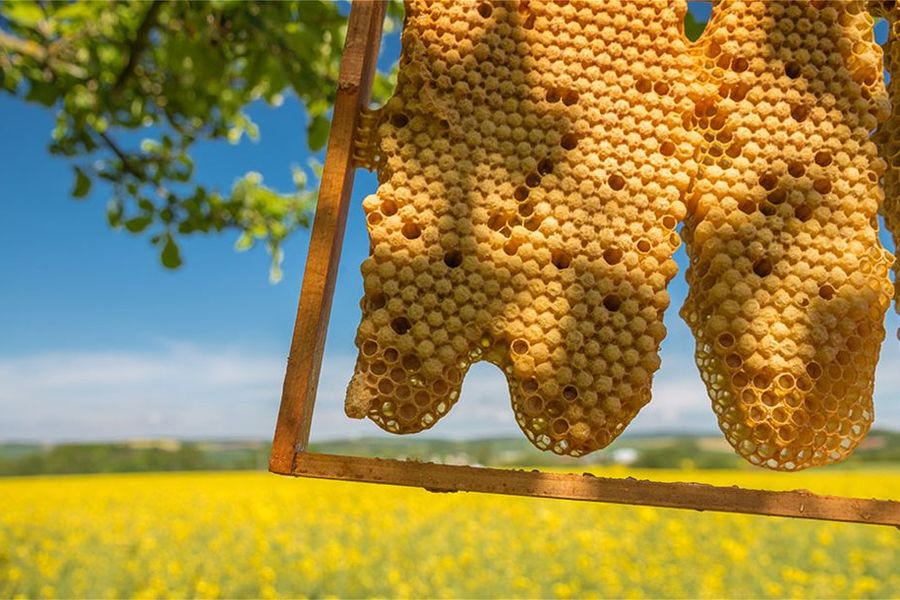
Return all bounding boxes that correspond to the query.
[1,468,898,599]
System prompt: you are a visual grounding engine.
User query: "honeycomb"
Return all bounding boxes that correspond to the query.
[681,0,893,469]
[344,0,699,457]
[342,0,894,468]
[870,0,900,321]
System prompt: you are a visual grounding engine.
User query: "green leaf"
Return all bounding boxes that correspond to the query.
[3,1,44,27]
[72,167,91,198]
[307,114,330,151]
[160,235,182,269]
[124,216,152,233]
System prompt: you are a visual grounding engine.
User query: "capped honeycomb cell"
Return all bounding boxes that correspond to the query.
[681,0,893,470]
[344,0,699,457]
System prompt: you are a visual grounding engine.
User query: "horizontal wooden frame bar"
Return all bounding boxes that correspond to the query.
[277,452,900,527]
[281,452,898,526]
[269,0,900,528]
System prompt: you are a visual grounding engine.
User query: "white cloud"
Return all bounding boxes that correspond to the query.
[0,336,898,443]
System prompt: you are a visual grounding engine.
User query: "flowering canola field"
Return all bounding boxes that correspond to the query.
[1,469,897,599]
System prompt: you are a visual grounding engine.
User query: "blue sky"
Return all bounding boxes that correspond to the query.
[1,6,898,443]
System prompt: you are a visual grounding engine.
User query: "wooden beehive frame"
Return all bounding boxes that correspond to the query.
[269,0,900,527]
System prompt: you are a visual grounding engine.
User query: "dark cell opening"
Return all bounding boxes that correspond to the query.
[391,317,411,335]
[603,294,622,312]
[444,250,463,268]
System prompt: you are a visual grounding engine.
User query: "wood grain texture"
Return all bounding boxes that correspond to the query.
[284,452,900,526]
[269,0,386,474]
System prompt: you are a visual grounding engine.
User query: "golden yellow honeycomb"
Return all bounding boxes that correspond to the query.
[871,0,900,321]
[345,0,698,456]
[681,0,892,469]
[343,0,894,469]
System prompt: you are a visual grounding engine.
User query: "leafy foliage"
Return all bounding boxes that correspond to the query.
[0,0,400,279]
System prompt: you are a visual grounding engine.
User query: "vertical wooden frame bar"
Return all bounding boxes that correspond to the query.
[270,0,386,473]
[268,1,900,527]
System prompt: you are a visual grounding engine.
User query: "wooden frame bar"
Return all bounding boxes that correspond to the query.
[269,0,900,527]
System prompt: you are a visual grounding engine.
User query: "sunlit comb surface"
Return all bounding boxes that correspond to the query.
[344,0,895,468]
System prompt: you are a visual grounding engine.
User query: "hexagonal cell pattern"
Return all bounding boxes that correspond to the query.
[345,0,697,457]
[681,0,893,470]
[343,0,894,468]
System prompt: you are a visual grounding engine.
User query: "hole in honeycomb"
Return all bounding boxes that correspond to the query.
[367,212,382,225]
[806,362,822,379]
[818,284,835,300]
[488,212,507,231]
[378,379,394,394]
[523,12,535,29]
[791,104,810,122]
[561,133,579,150]
[518,202,534,217]
[402,355,421,371]
[525,172,541,187]
[399,404,417,420]
[525,395,543,414]
[390,317,411,335]
[814,178,832,194]
[552,420,569,435]
[362,340,379,356]
[546,400,563,416]
[384,348,399,362]
[732,56,749,72]
[369,293,386,310]
[390,367,405,382]
[760,202,776,216]
[538,158,554,175]
[794,204,812,222]
[477,2,492,18]
[717,332,735,348]
[523,377,538,393]
[444,250,462,268]
[752,373,770,389]
[738,200,756,214]
[504,239,521,256]
[636,78,652,93]
[777,373,795,390]
[395,385,410,400]
[608,173,625,191]
[371,360,387,375]
[636,239,651,253]
[661,215,677,230]
[788,162,806,178]
[725,353,742,368]
[381,199,397,215]
[551,249,571,269]
[562,89,579,106]
[660,141,676,156]
[603,247,623,265]
[654,81,669,95]
[546,88,560,103]
[562,385,578,400]
[815,151,832,167]
[511,339,529,355]
[402,222,421,239]
[767,189,786,204]
[759,173,778,190]
[784,62,801,79]
[603,294,622,312]
[390,113,409,127]
[752,258,773,277]
[514,185,530,201]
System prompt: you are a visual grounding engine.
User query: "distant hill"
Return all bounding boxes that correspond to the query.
[1,430,898,476]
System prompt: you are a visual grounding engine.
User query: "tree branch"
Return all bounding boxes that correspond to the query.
[112,0,164,92]
[0,29,86,78]
[98,130,144,181]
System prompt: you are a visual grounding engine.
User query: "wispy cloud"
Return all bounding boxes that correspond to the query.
[1,337,897,443]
